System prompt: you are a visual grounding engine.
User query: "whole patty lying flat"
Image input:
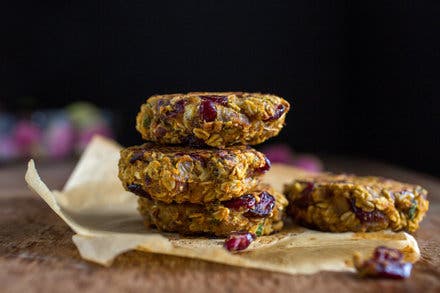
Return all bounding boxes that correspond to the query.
[118,143,271,204]
[135,92,290,148]
[137,184,288,237]
[284,174,429,233]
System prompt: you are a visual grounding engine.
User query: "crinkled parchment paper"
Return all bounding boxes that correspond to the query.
[25,136,420,275]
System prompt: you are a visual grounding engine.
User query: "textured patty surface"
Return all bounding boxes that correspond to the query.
[118,143,271,204]
[137,185,288,237]
[284,174,429,233]
[135,92,290,148]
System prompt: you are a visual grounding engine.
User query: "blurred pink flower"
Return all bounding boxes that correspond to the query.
[0,135,19,161]
[261,144,295,165]
[292,155,323,172]
[262,143,323,172]
[45,118,75,159]
[77,123,114,151]
[13,120,42,156]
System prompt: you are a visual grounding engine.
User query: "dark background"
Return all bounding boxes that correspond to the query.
[1,1,439,175]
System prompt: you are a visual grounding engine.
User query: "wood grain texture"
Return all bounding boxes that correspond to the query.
[0,158,439,293]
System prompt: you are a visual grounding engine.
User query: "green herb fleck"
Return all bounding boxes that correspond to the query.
[408,202,417,220]
[211,218,221,225]
[143,116,150,128]
[255,223,264,237]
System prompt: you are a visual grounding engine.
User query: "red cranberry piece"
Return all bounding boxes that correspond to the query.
[182,135,207,147]
[264,104,286,121]
[167,100,186,118]
[145,175,152,186]
[127,183,150,198]
[217,150,229,159]
[129,150,145,163]
[156,99,170,111]
[224,231,256,252]
[217,150,236,162]
[188,153,202,161]
[155,126,167,137]
[199,99,218,122]
[200,95,228,106]
[374,246,404,262]
[350,199,386,223]
[293,182,315,208]
[245,191,275,217]
[376,262,413,279]
[254,156,271,174]
[188,153,207,167]
[355,246,412,279]
[224,194,256,210]
[157,99,170,107]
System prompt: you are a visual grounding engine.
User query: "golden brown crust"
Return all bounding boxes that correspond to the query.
[118,143,270,204]
[135,92,290,148]
[284,174,429,233]
[137,185,288,237]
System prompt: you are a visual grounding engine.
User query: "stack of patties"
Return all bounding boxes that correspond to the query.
[118,92,290,238]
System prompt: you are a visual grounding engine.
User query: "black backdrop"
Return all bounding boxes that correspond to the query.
[1,1,439,175]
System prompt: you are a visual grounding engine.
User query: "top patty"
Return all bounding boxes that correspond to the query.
[284,173,429,233]
[118,142,271,203]
[135,92,290,148]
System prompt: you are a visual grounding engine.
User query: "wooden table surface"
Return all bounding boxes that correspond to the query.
[0,157,439,292]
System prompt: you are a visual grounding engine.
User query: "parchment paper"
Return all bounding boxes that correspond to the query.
[25,136,420,274]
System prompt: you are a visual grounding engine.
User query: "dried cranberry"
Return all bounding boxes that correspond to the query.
[355,246,412,279]
[129,150,145,163]
[263,104,286,121]
[166,100,186,118]
[200,95,228,106]
[188,153,207,167]
[156,99,170,112]
[157,99,170,108]
[188,152,202,161]
[254,156,272,174]
[224,231,256,252]
[181,135,207,147]
[293,182,314,208]
[350,199,386,223]
[145,175,152,186]
[217,150,229,159]
[155,126,167,137]
[216,150,235,162]
[374,246,403,262]
[245,191,275,217]
[224,194,256,210]
[200,99,218,122]
[127,183,150,198]
[377,262,413,279]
